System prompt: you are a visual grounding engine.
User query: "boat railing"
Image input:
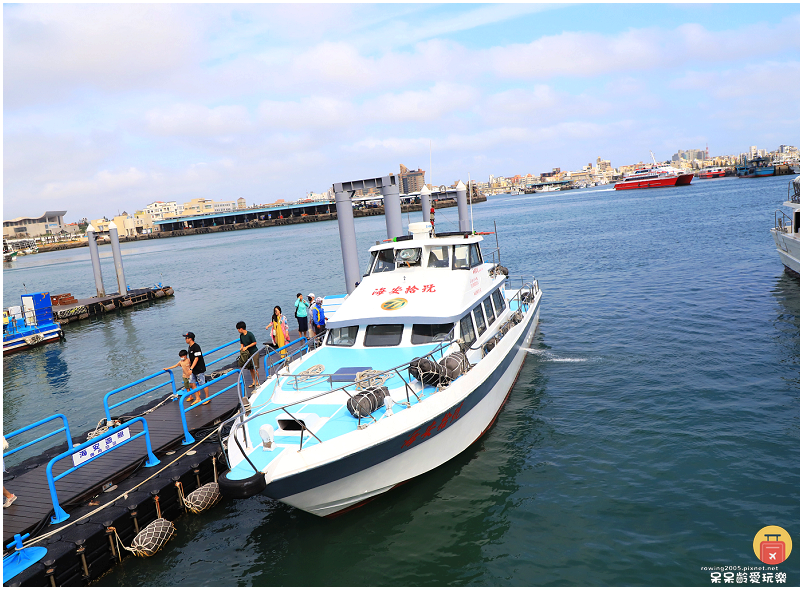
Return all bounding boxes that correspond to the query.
[775,210,793,234]
[218,334,458,469]
[46,417,159,524]
[790,177,800,204]
[3,414,74,465]
[103,338,241,423]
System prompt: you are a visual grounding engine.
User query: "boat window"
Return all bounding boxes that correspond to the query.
[473,305,487,336]
[469,244,483,268]
[483,296,496,326]
[411,323,454,344]
[364,324,404,347]
[364,252,377,277]
[459,314,476,346]
[453,244,470,270]
[492,289,506,314]
[372,249,395,273]
[326,326,359,347]
[427,245,451,268]
[395,248,421,267]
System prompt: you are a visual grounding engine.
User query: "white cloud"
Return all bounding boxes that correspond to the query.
[145,104,252,137]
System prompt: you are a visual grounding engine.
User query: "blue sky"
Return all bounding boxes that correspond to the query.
[4,3,800,222]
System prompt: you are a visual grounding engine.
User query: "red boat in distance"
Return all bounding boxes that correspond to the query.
[614,152,694,190]
[697,167,726,179]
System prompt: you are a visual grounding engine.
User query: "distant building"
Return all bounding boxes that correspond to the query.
[237,197,247,210]
[144,201,179,221]
[399,164,426,194]
[213,201,236,213]
[3,210,67,238]
[181,198,215,215]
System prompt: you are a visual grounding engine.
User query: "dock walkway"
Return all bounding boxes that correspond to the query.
[2,365,241,548]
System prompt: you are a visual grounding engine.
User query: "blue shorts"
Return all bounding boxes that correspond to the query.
[189,373,206,386]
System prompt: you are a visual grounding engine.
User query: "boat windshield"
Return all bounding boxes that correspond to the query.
[364,324,404,347]
[372,249,395,273]
[395,248,421,267]
[427,246,450,268]
[411,323,454,344]
[327,326,359,347]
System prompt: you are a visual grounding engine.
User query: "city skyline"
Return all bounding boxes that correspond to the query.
[4,4,800,221]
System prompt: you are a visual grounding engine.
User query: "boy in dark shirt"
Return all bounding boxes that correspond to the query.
[236,321,260,388]
[183,332,208,404]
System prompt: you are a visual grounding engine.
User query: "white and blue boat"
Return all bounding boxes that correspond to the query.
[3,292,64,355]
[218,218,542,516]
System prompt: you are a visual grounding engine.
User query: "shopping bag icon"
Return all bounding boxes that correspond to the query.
[760,534,786,565]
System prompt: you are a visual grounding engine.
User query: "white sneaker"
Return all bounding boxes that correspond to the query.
[3,494,17,508]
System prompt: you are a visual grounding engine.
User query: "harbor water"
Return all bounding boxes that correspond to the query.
[3,176,799,585]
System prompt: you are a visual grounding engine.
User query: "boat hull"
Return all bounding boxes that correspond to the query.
[3,326,63,355]
[614,173,693,190]
[261,299,541,517]
[771,229,800,277]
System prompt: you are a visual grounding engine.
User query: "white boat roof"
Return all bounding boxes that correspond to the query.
[328,233,505,328]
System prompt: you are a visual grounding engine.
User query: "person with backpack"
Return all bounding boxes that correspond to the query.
[311,297,327,341]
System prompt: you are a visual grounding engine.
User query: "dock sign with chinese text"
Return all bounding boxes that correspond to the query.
[72,427,131,467]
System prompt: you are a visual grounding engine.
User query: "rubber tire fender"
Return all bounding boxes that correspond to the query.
[218,469,267,499]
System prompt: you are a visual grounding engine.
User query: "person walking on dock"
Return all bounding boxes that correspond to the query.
[237,321,260,388]
[294,293,310,339]
[268,306,290,358]
[164,350,193,400]
[3,436,17,508]
[183,332,208,405]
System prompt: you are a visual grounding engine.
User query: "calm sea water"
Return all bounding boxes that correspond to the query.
[3,176,799,586]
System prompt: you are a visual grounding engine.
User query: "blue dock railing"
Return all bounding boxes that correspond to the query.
[103,338,241,423]
[46,417,159,524]
[177,369,239,445]
[3,414,74,460]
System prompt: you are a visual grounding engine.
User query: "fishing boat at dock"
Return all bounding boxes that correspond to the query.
[736,156,775,178]
[218,179,542,517]
[771,176,800,277]
[3,292,64,355]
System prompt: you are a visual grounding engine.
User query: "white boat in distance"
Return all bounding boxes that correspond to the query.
[771,175,800,277]
[218,221,542,516]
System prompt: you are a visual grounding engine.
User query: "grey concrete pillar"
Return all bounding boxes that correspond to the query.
[420,185,432,223]
[108,222,128,295]
[455,180,469,232]
[333,185,361,295]
[380,175,403,240]
[86,225,106,298]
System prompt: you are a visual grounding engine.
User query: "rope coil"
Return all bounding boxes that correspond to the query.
[355,370,387,390]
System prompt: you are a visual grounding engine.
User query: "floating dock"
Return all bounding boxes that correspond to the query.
[52,286,174,324]
[1,336,310,586]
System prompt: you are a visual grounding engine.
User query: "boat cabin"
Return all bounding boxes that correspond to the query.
[326,223,506,351]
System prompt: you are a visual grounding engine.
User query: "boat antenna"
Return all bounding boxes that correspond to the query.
[494,220,501,266]
[469,173,475,235]
[650,150,657,165]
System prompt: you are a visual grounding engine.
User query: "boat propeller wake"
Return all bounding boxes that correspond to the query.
[522,348,591,362]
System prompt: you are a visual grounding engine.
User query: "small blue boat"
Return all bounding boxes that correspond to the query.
[3,292,64,355]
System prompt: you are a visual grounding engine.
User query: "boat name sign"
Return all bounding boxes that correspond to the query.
[72,428,131,467]
[372,284,437,296]
[401,402,465,450]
